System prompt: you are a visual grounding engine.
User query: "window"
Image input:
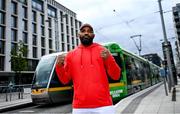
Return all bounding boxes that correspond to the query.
[22,6,27,18]
[75,19,78,28]
[67,44,70,51]
[61,43,65,51]
[0,56,4,70]
[22,20,27,31]
[11,16,17,28]
[49,39,52,49]
[41,26,44,36]
[48,29,52,38]
[0,41,4,54]
[48,17,51,27]
[32,11,36,22]
[18,0,27,5]
[66,26,69,34]
[76,39,79,45]
[70,17,73,26]
[32,35,37,46]
[67,35,70,43]
[0,26,5,39]
[41,37,45,47]
[0,12,5,24]
[40,14,44,25]
[32,23,36,33]
[76,30,78,37]
[11,43,17,51]
[11,29,17,42]
[61,23,64,32]
[49,50,54,54]
[11,2,17,15]
[22,32,28,44]
[48,5,56,17]
[0,0,5,10]
[72,37,74,45]
[32,0,43,12]
[72,45,75,49]
[60,11,63,22]
[61,34,64,42]
[66,15,68,24]
[31,60,38,70]
[41,49,45,56]
[33,47,37,58]
[71,28,74,36]
[23,45,28,57]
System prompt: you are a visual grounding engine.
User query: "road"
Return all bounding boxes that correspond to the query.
[7,102,72,113]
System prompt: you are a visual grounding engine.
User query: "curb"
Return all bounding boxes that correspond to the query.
[0,100,33,113]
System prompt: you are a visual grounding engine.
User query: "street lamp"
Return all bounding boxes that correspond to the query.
[130,34,142,56]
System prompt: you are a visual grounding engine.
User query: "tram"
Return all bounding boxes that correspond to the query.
[31,42,161,104]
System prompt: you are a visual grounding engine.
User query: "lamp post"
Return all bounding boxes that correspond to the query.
[158,0,176,101]
[130,34,142,56]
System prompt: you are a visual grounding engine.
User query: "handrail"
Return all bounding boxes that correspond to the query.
[0,84,32,102]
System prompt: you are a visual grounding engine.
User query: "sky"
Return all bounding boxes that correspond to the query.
[57,0,180,59]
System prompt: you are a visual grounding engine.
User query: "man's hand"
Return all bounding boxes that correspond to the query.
[56,54,65,67]
[100,48,110,60]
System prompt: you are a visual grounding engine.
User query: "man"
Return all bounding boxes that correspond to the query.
[56,23,121,114]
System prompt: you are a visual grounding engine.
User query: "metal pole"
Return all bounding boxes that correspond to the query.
[130,35,142,56]
[158,0,175,90]
[163,77,168,96]
[140,35,142,56]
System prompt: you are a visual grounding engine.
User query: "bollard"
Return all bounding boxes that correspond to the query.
[172,87,176,101]
[21,87,24,99]
[9,88,12,101]
[5,89,8,102]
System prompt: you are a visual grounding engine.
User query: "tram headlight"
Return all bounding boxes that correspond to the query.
[31,88,47,94]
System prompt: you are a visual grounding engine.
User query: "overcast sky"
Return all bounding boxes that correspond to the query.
[57,0,180,59]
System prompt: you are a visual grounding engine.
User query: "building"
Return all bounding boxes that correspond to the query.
[173,4,180,71]
[0,0,82,84]
[141,53,162,67]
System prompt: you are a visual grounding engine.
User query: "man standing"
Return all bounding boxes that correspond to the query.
[56,23,121,114]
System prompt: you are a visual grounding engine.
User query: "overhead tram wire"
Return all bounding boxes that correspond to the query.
[94,8,171,53]
[94,29,113,43]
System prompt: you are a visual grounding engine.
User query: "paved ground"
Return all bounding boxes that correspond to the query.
[115,79,180,114]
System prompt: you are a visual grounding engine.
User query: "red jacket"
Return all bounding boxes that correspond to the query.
[56,43,121,108]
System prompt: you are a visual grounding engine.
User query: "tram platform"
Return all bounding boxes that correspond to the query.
[115,79,180,114]
[0,90,32,112]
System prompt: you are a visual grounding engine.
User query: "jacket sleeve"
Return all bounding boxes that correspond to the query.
[104,54,121,80]
[55,54,72,85]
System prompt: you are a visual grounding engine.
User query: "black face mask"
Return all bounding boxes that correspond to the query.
[80,36,93,46]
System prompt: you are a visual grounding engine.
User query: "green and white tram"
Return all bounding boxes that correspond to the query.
[31,42,161,104]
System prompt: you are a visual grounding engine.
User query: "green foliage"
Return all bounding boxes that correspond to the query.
[10,40,28,73]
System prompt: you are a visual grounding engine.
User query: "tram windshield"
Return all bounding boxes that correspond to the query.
[32,55,56,89]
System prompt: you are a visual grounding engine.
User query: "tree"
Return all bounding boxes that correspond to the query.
[10,40,28,85]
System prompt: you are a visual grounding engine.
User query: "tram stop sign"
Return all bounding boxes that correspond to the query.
[160,68,166,77]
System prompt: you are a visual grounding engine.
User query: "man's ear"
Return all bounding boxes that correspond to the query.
[92,33,95,38]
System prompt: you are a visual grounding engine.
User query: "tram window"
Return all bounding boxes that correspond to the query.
[32,56,56,88]
[108,53,122,83]
[49,69,72,87]
[125,56,133,85]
